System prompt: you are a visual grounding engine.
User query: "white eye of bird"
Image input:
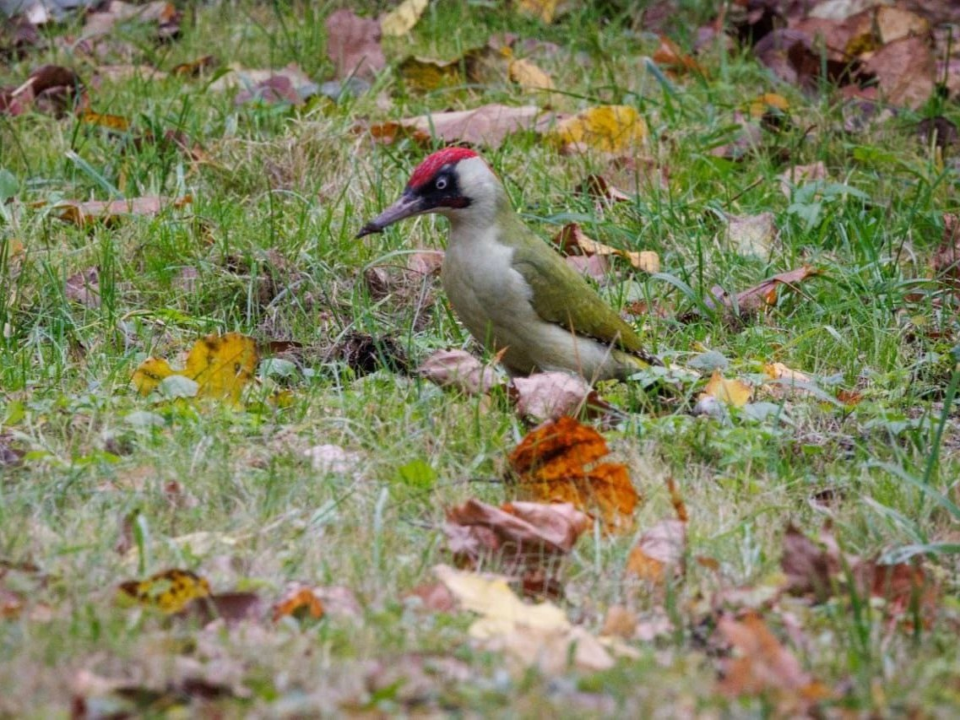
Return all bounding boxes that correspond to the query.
[435,177,448,191]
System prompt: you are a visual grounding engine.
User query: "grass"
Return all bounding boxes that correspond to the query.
[2,0,960,715]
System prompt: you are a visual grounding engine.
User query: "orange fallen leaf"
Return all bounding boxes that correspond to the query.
[171,55,217,77]
[272,587,324,622]
[712,266,822,315]
[508,416,639,532]
[81,110,130,132]
[626,519,686,583]
[652,35,702,75]
[553,223,659,274]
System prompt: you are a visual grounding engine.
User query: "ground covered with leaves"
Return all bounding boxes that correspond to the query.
[2,0,960,716]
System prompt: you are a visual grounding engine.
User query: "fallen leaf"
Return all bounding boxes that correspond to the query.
[862,35,936,109]
[326,9,385,80]
[717,613,829,710]
[406,249,444,276]
[1,65,87,117]
[626,519,687,583]
[434,564,624,674]
[700,370,752,408]
[0,434,25,469]
[709,266,822,316]
[723,212,777,256]
[510,371,612,422]
[778,161,827,198]
[917,117,958,152]
[516,0,562,24]
[83,1,181,41]
[0,16,42,61]
[575,174,631,203]
[208,64,317,99]
[509,58,554,91]
[272,586,324,622]
[379,0,429,37]
[600,605,637,638]
[64,267,101,308]
[131,332,258,405]
[748,92,790,120]
[117,568,211,614]
[170,55,217,77]
[565,254,611,281]
[234,75,303,106]
[652,35,702,75]
[92,64,168,83]
[764,362,815,398]
[365,104,549,148]
[553,223,659,273]
[508,416,639,532]
[876,6,929,45]
[55,195,191,226]
[417,349,500,395]
[81,110,131,132]
[549,105,647,153]
[406,581,456,612]
[445,498,589,565]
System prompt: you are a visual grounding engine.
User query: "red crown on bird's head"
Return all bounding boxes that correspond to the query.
[407,147,479,191]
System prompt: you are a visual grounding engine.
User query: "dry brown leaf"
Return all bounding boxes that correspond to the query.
[508,416,639,532]
[575,174,631,203]
[171,55,217,78]
[724,212,777,257]
[366,104,549,148]
[710,266,822,316]
[508,58,554,91]
[55,195,191,226]
[565,254,611,281]
[863,35,935,110]
[933,213,960,284]
[510,372,598,422]
[718,613,829,710]
[83,1,181,41]
[549,105,647,153]
[444,498,589,576]
[380,0,429,37]
[64,267,101,308]
[778,161,827,197]
[326,9,385,80]
[553,223,659,274]
[417,349,500,395]
[626,519,686,583]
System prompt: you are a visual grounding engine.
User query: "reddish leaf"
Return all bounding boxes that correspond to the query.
[325,9,385,80]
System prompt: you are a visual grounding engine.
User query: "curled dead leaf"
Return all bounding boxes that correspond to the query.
[553,223,659,274]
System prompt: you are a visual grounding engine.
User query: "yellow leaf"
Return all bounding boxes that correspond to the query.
[516,0,560,23]
[748,92,789,119]
[130,332,258,404]
[117,568,211,614]
[549,105,647,153]
[435,565,569,631]
[508,58,554,91]
[131,357,176,396]
[764,362,810,384]
[81,111,131,132]
[398,55,464,91]
[701,370,752,408]
[379,0,429,37]
[183,332,258,404]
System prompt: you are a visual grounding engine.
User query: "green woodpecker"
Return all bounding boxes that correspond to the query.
[357,147,660,380]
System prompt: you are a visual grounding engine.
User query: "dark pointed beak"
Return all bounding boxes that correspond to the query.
[356,192,428,239]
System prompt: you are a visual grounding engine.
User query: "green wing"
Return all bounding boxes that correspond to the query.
[510,228,653,360]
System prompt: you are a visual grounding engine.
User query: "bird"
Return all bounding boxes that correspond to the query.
[357,147,660,381]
